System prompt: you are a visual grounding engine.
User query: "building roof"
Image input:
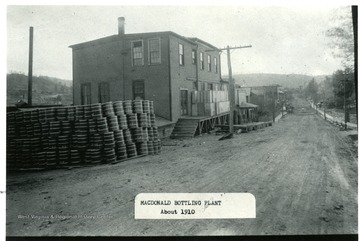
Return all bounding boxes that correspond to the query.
[187,37,220,51]
[239,102,258,109]
[69,31,219,51]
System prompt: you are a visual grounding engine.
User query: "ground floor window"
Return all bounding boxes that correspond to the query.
[133,80,145,100]
[81,83,91,105]
[98,82,110,103]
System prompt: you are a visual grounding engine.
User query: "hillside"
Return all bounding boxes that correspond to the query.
[230,73,328,89]
[7,73,73,106]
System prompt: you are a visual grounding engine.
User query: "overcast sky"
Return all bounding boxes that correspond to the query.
[6,5,352,80]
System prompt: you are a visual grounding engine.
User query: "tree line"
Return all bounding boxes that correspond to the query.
[303,6,356,111]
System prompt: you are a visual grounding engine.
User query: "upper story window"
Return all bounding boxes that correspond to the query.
[200,52,204,70]
[179,44,184,66]
[149,38,161,64]
[207,55,211,72]
[192,50,196,64]
[214,57,218,73]
[132,40,144,66]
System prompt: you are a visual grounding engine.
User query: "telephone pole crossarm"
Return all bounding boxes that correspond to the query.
[219,45,252,51]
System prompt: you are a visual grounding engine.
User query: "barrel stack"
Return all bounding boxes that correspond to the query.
[6,100,161,170]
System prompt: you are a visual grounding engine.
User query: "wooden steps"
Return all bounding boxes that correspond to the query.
[170,119,199,139]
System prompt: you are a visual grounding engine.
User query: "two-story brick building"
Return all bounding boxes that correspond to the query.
[70,17,222,124]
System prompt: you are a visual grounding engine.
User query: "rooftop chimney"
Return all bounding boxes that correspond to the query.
[118,17,125,35]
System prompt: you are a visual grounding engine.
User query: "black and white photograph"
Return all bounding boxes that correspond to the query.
[3,2,358,239]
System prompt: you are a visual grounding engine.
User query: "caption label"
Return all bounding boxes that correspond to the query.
[135,193,256,219]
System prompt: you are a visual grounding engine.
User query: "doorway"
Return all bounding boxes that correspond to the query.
[180,89,188,116]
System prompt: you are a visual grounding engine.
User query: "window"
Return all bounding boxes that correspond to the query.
[179,44,184,65]
[98,82,110,103]
[201,82,206,91]
[207,55,211,72]
[200,52,204,70]
[214,57,218,73]
[149,39,161,64]
[191,50,196,64]
[81,83,91,105]
[132,40,144,66]
[208,83,214,91]
[133,80,145,100]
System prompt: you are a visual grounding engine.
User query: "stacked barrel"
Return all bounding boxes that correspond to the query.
[6,100,161,170]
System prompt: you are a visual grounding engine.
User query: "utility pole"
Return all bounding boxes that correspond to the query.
[27,26,34,106]
[344,78,347,130]
[218,45,252,134]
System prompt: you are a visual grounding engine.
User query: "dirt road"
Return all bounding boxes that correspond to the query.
[6,97,358,236]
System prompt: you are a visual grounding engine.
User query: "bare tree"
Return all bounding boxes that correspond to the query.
[326,6,355,70]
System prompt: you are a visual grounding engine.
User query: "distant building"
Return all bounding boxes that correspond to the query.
[249,85,280,109]
[70,17,222,123]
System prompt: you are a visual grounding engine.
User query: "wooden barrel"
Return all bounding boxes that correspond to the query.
[117,114,128,129]
[38,109,46,122]
[115,143,127,160]
[67,106,76,121]
[149,101,154,114]
[36,151,47,167]
[45,108,56,122]
[102,102,115,117]
[142,128,149,142]
[102,132,115,149]
[113,101,125,116]
[137,113,148,127]
[90,133,102,149]
[143,100,150,113]
[90,103,102,119]
[69,149,81,164]
[102,148,117,163]
[113,130,125,144]
[74,134,88,149]
[56,107,67,121]
[75,105,85,119]
[84,105,92,118]
[131,128,144,143]
[96,117,108,133]
[123,100,133,115]
[46,151,57,167]
[85,148,102,164]
[32,122,41,137]
[126,143,137,158]
[58,148,69,165]
[40,122,49,136]
[123,129,133,144]
[136,142,148,155]
[57,135,69,149]
[30,109,39,122]
[15,111,24,124]
[23,111,31,123]
[49,121,61,136]
[156,139,162,154]
[152,127,159,139]
[107,116,120,131]
[88,119,96,133]
[150,114,156,127]
[61,120,72,135]
[127,114,138,129]
[147,141,154,155]
[133,100,143,114]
